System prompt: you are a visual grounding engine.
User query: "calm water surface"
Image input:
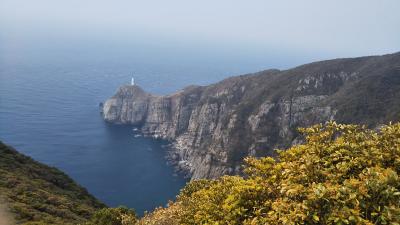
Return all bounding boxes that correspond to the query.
[0,60,247,214]
[0,22,316,214]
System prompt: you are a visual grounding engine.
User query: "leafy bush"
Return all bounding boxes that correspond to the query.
[139,122,400,224]
[84,207,137,225]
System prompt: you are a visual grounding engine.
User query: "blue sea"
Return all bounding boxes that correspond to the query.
[0,44,294,214]
[0,39,310,214]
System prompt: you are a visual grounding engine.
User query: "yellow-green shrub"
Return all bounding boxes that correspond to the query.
[84,207,137,225]
[139,122,400,224]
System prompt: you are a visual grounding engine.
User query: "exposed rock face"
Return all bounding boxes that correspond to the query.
[103,52,400,179]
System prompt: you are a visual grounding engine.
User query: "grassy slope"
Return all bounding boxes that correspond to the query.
[0,141,106,225]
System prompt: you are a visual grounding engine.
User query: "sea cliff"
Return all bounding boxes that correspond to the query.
[103,52,400,179]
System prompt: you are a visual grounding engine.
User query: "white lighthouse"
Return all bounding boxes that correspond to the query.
[131,77,135,86]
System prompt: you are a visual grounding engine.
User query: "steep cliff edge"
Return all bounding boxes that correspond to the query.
[103,52,400,179]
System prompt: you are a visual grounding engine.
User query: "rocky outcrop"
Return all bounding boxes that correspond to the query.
[103,52,400,179]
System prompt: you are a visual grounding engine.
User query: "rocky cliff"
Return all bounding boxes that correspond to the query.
[103,52,400,179]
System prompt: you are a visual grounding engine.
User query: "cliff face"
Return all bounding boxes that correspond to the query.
[103,52,400,179]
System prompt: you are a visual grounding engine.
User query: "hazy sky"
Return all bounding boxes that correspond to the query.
[1,0,399,68]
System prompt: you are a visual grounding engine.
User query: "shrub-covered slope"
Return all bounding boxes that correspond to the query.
[0,141,106,224]
[137,122,400,224]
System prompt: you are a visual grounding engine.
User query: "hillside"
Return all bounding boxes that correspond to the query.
[102,52,400,179]
[0,141,106,224]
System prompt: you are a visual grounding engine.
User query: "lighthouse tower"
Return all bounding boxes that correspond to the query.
[131,77,135,86]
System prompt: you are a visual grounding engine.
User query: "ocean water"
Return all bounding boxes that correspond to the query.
[0,51,275,215]
[0,36,313,214]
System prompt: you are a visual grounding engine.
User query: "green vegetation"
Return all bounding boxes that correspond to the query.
[84,207,137,225]
[2,121,400,224]
[135,122,400,224]
[0,141,105,225]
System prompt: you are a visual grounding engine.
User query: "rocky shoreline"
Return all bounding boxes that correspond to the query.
[133,128,192,178]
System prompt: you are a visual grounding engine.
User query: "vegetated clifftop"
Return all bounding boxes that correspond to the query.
[0,141,106,224]
[103,52,400,179]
